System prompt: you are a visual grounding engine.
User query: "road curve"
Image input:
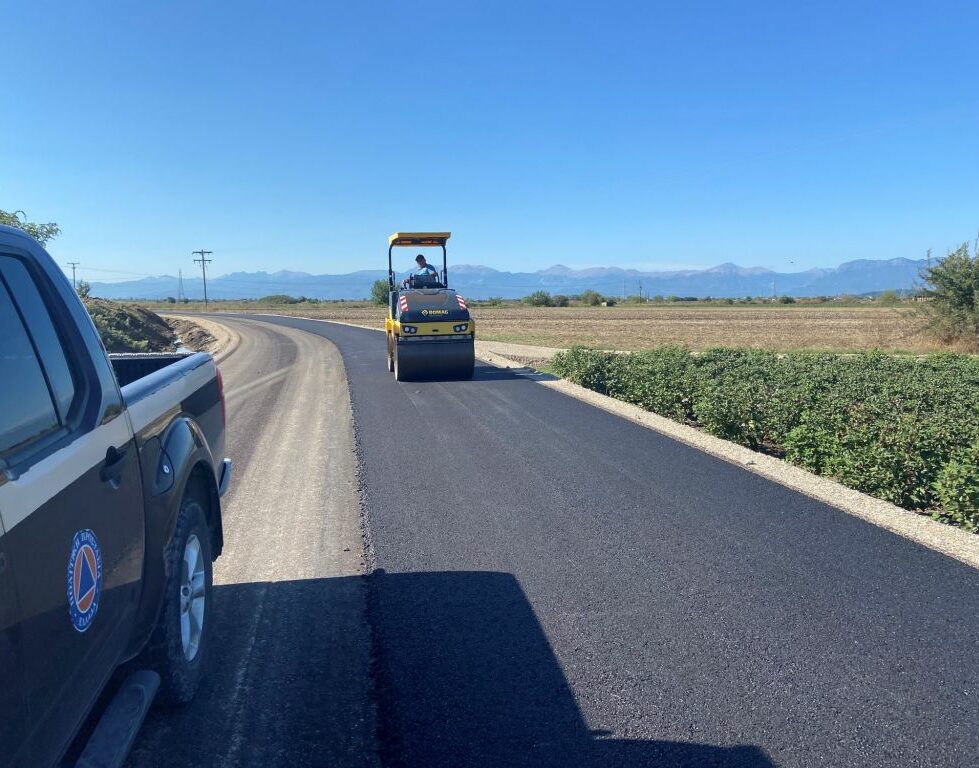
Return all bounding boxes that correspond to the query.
[125,314,979,768]
[239,314,978,768]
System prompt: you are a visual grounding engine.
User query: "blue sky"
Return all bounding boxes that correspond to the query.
[3,1,978,283]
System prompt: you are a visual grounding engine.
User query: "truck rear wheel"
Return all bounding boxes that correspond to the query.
[143,494,213,706]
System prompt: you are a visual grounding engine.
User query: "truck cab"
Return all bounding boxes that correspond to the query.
[0,224,230,766]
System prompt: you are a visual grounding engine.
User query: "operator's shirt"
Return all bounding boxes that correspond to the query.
[412,264,438,278]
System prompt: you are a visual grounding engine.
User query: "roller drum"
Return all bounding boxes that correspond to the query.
[394,339,475,381]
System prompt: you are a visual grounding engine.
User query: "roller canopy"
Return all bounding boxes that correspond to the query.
[388,232,451,247]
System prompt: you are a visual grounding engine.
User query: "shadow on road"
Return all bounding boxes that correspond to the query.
[396,363,555,384]
[472,363,558,382]
[124,570,772,767]
[369,569,774,768]
[126,575,374,767]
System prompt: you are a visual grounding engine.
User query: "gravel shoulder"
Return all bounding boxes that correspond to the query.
[128,316,377,768]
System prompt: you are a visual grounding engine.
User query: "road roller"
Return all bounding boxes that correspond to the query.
[385,232,475,381]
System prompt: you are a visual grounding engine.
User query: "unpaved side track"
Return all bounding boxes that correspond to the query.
[127,317,377,767]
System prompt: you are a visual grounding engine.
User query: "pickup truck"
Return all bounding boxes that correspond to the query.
[0,224,231,767]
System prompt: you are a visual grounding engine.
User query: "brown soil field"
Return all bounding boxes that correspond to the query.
[166,302,944,352]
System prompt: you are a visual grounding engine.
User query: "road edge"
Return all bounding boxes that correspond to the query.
[161,313,241,363]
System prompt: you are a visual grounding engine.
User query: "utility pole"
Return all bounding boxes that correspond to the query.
[66,262,80,289]
[177,268,185,302]
[192,249,213,310]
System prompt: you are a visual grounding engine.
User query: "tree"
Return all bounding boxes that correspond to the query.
[0,209,61,244]
[552,294,570,307]
[371,279,390,305]
[524,290,553,307]
[76,280,91,298]
[923,242,979,346]
[579,289,603,306]
[878,290,900,306]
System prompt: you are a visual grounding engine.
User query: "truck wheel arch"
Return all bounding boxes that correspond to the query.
[122,418,224,662]
[159,417,223,559]
[183,461,223,560]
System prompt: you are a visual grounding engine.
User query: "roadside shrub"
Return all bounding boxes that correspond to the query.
[692,349,780,448]
[608,347,696,420]
[524,290,554,307]
[784,417,842,475]
[258,294,302,304]
[825,417,948,509]
[934,444,979,531]
[551,347,620,395]
[922,242,979,349]
[371,280,389,305]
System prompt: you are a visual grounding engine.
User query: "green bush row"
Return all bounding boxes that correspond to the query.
[550,346,979,531]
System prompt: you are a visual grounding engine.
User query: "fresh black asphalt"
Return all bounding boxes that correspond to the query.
[251,316,979,768]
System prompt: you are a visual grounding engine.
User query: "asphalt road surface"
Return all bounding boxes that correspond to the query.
[131,315,978,768]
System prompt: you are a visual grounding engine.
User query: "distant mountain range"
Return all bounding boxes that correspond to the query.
[89,257,930,301]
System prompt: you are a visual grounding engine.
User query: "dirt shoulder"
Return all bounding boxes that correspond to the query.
[84,298,176,353]
[162,314,240,362]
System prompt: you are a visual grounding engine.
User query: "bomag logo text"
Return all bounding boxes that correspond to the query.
[421,309,450,316]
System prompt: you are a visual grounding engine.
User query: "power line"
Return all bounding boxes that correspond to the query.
[192,249,213,310]
[65,261,80,289]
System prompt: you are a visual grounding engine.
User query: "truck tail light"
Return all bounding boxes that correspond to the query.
[216,367,226,426]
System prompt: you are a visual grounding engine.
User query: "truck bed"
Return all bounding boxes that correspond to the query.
[110,352,196,388]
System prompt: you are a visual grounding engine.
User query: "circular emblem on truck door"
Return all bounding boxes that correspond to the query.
[67,529,103,632]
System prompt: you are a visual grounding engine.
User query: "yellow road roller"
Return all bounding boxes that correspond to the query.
[384,232,475,381]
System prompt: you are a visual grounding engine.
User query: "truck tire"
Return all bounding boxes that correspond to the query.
[143,494,213,706]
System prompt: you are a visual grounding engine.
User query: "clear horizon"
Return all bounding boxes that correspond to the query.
[78,252,935,286]
[3,2,978,284]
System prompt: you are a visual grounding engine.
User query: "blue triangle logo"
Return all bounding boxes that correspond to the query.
[78,554,96,599]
